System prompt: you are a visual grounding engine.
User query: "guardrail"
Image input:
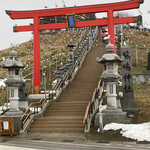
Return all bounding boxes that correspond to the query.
[20,91,56,129]
[83,79,104,133]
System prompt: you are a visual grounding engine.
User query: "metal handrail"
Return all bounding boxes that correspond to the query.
[83,79,102,126]
[21,93,50,127]
[83,101,91,126]
[53,79,62,91]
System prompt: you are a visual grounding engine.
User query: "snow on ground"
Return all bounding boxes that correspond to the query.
[104,122,150,142]
[99,103,107,112]
[0,103,10,115]
[30,107,41,113]
[0,78,6,87]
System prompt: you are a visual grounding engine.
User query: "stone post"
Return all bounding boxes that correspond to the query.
[147,52,150,71]
[121,47,138,112]
[67,41,75,66]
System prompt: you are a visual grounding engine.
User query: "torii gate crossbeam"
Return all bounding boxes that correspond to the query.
[6,0,144,94]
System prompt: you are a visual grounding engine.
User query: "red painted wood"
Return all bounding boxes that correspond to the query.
[14,17,136,32]
[33,17,40,90]
[98,26,101,34]
[107,10,116,53]
[6,0,143,19]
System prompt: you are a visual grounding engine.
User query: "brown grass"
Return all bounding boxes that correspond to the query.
[134,84,150,123]
[0,30,82,78]
[0,30,83,105]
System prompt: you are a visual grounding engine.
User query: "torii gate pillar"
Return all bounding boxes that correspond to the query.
[33,17,40,94]
[107,10,116,53]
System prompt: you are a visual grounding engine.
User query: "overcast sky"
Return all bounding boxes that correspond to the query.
[0,0,149,50]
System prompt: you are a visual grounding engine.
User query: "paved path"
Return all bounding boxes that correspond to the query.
[0,138,150,150]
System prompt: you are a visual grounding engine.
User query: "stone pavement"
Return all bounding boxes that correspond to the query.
[0,134,150,150]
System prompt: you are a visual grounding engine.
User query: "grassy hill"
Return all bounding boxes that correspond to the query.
[123,29,150,123]
[0,30,83,78]
[0,29,84,105]
[123,29,150,73]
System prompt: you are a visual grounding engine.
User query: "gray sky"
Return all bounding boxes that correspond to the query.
[0,0,149,50]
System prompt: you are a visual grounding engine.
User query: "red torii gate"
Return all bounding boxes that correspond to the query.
[6,0,144,94]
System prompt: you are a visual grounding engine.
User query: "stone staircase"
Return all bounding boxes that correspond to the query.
[28,34,105,133]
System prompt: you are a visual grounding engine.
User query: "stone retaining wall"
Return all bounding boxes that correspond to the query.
[133,73,150,84]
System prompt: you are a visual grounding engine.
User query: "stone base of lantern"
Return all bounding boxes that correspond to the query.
[101,107,129,123]
[121,100,138,112]
[95,107,130,133]
[2,109,23,134]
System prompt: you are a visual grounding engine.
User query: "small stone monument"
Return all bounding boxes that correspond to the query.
[96,44,129,132]
[2,50,26,133]
[121,47,138,112]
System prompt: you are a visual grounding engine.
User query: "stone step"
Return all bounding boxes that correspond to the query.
[33,120,82,125]
[46,107,85,113]
[47,106,86,111]
[28,34,105,133]
[29,123,83,129]
[44,112,85,116]
[34,117,83,121]
[49,103,88,107]
[28,128,84,133]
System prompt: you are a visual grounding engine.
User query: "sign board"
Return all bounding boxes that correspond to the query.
[67,14,76,28]
[3,121,9,130]
[0,118,15,136]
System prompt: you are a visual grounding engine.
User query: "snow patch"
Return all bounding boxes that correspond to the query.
[104,122,150,142]
[99,104,107,113]
[30,107,41,113]
[0,103,10,115]
[0,78,6,87]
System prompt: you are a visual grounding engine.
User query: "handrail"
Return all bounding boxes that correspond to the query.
[97,79,101,90]
[69,61,78,77]
[21,97,44,120]
[91,88,97,103]
[20,93,51,127]
[83,79,103,127]
[83,101,91,126]
[83,88,97,126]
[53,79,62,91]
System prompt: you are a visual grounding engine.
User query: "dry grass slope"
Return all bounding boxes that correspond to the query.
[0,30,83,77]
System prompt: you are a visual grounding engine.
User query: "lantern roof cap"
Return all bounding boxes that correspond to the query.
[96,43,123,63]
[9,50,18,58]
[105,43,114,53]
[2,50,26,68]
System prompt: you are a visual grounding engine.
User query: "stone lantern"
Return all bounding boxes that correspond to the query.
[2,50,26,115]
[67,41,75,66]
[96,43,123,108]
[96,44,129,131]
